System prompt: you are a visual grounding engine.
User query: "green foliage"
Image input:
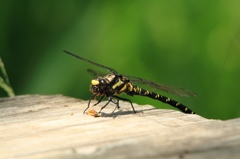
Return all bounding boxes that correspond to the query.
[0,58,15,97]
[1,1,240,119]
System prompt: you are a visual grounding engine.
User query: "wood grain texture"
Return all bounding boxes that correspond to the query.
[0,95,240,159]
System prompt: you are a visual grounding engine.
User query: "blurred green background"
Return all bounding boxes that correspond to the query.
[1,0,240,120]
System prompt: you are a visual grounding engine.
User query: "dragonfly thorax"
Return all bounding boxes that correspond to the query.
[90,74,130,96]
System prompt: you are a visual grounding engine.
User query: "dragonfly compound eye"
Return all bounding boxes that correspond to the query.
[91,85,99,93]
[99,79,107,85]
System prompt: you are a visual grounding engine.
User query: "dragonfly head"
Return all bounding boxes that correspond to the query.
[89,74,119,96]
[90,78,109,95]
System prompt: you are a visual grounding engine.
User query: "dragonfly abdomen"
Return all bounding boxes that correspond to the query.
[131,86,195,114]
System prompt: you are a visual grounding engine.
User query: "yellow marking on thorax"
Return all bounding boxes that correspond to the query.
[112,80,124,89]
[119,84,127,93]
[176,102,180,106]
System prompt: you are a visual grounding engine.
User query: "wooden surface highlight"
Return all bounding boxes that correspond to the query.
[0,95,240,159]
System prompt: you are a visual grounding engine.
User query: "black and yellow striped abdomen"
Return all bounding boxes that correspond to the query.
[130,86,195,114]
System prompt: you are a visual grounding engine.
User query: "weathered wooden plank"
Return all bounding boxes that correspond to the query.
[0,95,240,159]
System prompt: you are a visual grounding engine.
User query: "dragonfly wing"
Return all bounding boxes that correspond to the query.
[64,50,118,74]
[125,75,197,97]
[87,69,108,78]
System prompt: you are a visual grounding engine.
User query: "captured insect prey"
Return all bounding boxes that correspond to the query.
[64,50,197,115]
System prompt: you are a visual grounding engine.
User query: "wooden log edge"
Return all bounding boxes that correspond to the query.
[0,94,240,159]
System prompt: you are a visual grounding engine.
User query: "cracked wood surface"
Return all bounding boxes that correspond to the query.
[0,95,240,159]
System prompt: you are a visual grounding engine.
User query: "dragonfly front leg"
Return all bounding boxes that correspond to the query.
[98,97,111,113]
[93,95,105,106]
[83,94,96,114]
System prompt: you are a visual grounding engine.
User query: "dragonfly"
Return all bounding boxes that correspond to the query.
[64,50,197,115]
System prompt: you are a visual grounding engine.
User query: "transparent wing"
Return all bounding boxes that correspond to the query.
[124,75,197,97]
[87,69,108,78]
[64,50,118,74]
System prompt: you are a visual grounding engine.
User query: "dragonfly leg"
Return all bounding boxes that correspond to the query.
[93,95,105,106]
[111,101,120,114]
[98,97,112,113]
[112,95,136,113]
[83,94,96,114]
[99,97,120,114]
